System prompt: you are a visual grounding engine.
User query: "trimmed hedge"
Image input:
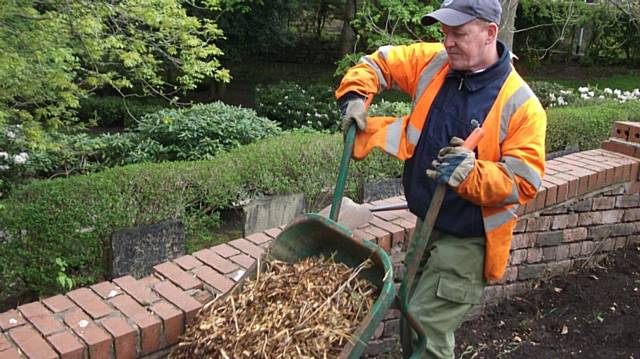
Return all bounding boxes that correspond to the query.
[0,130,402,306]
[546,100,640,152]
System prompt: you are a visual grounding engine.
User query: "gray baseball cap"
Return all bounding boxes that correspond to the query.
[422,0,502,26]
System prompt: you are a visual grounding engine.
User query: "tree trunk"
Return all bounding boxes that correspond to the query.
[498,0,519,51]
[338,0,357,57]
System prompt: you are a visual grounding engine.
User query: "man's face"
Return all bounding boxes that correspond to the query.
[441,20,493,71]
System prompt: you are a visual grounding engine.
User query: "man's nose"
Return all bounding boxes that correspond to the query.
[444,35,455,48]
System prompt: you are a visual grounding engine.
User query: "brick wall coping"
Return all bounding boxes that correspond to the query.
[1,145,640,358]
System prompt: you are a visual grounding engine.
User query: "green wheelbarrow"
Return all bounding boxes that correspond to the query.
[267,115,429,358]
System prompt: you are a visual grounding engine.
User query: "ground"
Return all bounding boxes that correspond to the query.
[455,246,640,359]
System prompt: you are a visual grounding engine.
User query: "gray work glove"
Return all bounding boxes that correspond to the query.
[426,137,476,188]
[341,98,367,135]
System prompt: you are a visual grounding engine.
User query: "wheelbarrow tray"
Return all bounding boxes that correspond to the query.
[224,213,395,359]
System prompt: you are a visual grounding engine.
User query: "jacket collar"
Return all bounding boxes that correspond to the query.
[446,40,511,92]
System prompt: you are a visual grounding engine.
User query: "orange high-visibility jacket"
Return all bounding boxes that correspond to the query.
[336,43,546,280]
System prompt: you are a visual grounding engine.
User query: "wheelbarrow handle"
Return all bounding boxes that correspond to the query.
[329,94,375,222]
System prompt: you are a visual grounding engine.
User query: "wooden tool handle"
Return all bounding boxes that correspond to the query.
[462,126,485,150]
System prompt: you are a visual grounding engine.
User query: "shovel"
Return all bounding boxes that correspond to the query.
[318,197,408,230]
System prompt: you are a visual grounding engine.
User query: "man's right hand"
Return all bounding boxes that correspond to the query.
[341,98,367,135]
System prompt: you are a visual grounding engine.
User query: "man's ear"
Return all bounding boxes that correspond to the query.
[487,22,498,42]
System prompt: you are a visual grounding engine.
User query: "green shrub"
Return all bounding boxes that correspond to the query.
[369,100,412,117]
[0,102,282,194]
[123,102,282,162]
[0,130,402,306]
[255,81,341,131]
[78,96,169,128]
[546,100,640,152]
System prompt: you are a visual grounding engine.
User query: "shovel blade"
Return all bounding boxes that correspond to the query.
[318,197,374,230]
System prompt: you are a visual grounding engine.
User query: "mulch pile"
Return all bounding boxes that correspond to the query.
[170,256,376,359]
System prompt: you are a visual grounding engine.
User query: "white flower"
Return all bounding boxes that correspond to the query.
[13,152,28,165]
[588,91,594,97]
[6,131,15,139]
[0,152,8,160]
[614,89,622,96]
[604,88,613,94]
[633,89,640,97]
[0,165,9,171]
[560,90,572,95]
[578,86,589,93]
[599,95,605,99]
[581,93,589,99]
[549,93,556,101]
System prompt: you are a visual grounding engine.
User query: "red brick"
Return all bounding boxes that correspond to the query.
[42,295,76,314]
[63,309,112,359]
[543,182,558,207]
[544,175,569,203]
[513,219,526,233]
[193,266,235,294]
[90,281,121,300]
[113,276,160,306]
[511,233,536,249]
[0,310,25,331]
[153,281,202,323]
[18,303,64,337]
[228,238,265,259]
[526,248,543,263]
[563,227,588,242]
[46,331,85,359]
[149,301,183,346]
[100,316,137,359]
[67,288,114,319]
[526,217,552,232]
[509,249,527,265]
[173,255,203,271]
[211,244,241,258]
[138,275,161,288]
[363,225,391,244]
[193,249,240,274]
[623,208,640,222]
[592,197,615,210]
[553,172,580,199]
[353,228,376,242]
[370,218,404,245]
[229,253,255,269]
[109,295,161,354]
[616,194,640,208]
[246,232,273,245]
[551,213,578,230]
[263,227,282,239]
[534,188,547,211]
[154,262,202,291]
[0,333,12,352]
[9,325,58,359]
[0,348,24,359]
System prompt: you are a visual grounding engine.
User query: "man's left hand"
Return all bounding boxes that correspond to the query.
[426,137,476,188]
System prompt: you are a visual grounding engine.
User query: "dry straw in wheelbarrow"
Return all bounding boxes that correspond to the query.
[170,256,376,359]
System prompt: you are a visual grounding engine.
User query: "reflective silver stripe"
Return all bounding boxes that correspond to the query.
[411,50,448,110]
[385,117,404,156]
[484,207,518,231]
[497,162,520,206]
[407,123,421,146]
[503,156,542,190]
[499,84,535,144]
[377,45,394,60]
[359,56,388,92]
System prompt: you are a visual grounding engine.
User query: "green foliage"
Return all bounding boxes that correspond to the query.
[515,0,640,65]
[0,130,402,305]
[546,101,640,153]
[369,100,412,117]
[336,0,442,76]
[78,96,169,128]
[0,0,230,126]
[0,102,281,194]
[255,82,340,130]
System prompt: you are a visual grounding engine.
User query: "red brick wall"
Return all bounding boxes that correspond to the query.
[2,132,640,358]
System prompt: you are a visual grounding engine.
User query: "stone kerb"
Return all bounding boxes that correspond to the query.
[2,122,640,358]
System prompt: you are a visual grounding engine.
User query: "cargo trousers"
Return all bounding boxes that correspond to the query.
[401,220,487,359]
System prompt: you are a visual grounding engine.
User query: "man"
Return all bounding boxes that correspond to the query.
[335,0,546,358]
